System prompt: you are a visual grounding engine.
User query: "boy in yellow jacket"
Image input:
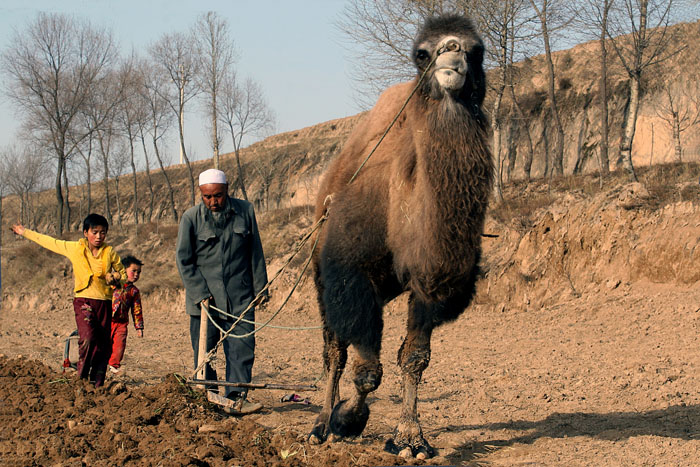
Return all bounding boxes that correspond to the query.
[11,213,126,387]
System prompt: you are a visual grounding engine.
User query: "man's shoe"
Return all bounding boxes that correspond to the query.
[223,397,263,415]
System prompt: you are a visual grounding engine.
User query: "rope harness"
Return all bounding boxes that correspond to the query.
[190,53,440,382]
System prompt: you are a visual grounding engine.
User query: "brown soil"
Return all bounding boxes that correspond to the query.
[3,178,700,466]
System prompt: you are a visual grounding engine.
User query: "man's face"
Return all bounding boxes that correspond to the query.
[200,183,228,212]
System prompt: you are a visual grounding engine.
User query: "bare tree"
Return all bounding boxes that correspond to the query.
[0,151,6,301]
[110,142,131,228]
[528,0,570,177]
[219,73,275,201]
[1,13,119,234]
[252,154,277,212]
[656,78,700,161]
[606,0,682,181]
[115,54,148,228]
[149,32,198,206]
[472,0,535,198]
[572,0,615,178]
[507,51,536,180]
[1,144,50,225]
[138,124,156,222]
[70,114,98,215]
[140,65,178,222]
[337,0,430,104]
[85,68,128,225]
[193,11,236,169]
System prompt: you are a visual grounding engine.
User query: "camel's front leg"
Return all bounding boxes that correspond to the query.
[386,300,435,459]
[309,327,347,444]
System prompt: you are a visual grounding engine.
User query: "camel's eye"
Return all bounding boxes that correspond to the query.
[415,49,430,62]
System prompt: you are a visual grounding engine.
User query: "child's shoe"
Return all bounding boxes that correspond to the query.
[108,365,125,376]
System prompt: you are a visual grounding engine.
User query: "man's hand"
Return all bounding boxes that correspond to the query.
[10,224,25,236]
[137,329,144,338]
[252,293,270,307]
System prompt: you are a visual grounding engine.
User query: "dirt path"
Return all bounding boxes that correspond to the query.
[2,275,700,465]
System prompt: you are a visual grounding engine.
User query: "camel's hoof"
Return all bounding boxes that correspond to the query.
[329,399,370,438]
[384,438,435,459]
[308,424,328,445]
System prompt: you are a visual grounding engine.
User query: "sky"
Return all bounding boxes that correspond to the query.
[0,0,363,163]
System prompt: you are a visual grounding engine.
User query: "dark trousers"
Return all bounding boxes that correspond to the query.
[73,297,112,387]
[189,311,255,399]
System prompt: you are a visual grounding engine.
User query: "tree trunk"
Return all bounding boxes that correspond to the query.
[63,166,71,230]
[673,114,682,161]
[139,132,155,222]
[492,123,504,201]
[55,157,65,235]
[509,85,534,180]
[128,135,138,227]
[541,26,565,176]
[542,121,550,177]
[619,76,640,182]
[152,136,178,222]
[86,159,92,215]
[598,3,611,175]
[212,92,220,169]
[19,192,26,225]
[177,107,196,206]
[506,117,517,182]
[573,103,592,174]
[114,175,123,228]
[234,149,249,201]
[99,137,113,224]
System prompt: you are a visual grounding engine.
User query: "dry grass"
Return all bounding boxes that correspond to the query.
[491,161,700,227]
[258,205,315,265]
[5,162,700,299]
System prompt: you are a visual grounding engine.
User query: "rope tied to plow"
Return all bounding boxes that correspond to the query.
[190,213,326,379]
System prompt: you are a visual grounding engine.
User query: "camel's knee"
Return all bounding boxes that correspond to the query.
[352,360,383,393]
[323,332,348,373]
[398,340,431,375]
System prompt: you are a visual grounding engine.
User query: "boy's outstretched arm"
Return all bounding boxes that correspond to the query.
[11,225,75,258]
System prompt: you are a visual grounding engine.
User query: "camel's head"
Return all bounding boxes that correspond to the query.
[412,15,485,108]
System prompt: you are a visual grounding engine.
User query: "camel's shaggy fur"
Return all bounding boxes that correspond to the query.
[309,15,493,458]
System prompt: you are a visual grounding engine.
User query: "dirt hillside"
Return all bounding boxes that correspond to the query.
[2,163,700,465]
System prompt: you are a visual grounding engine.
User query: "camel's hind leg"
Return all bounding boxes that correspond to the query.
[384,294,435,459]
[387,290,473,459]
[309,325,347,444]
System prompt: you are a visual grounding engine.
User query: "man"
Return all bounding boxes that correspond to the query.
[176,168,268,415]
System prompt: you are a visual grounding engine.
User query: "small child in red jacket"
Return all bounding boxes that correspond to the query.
[108,255,144,374]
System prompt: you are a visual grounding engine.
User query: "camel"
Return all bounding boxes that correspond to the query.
[308,15,493,459]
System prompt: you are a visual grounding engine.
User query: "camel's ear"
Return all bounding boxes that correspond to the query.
[468,43,486,105]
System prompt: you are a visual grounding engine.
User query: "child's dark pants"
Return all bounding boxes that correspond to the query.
[73,297,112,387]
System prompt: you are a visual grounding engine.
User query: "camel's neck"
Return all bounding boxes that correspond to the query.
[422,96,493,249]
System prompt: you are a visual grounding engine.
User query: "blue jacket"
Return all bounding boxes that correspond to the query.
[176,197,268,318]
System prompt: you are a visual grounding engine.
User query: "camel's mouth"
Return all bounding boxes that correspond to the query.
[434,67,466,91]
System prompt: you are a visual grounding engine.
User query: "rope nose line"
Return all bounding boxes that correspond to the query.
[191,51,440,383]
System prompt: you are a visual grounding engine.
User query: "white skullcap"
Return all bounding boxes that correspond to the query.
[198,169,227,186]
